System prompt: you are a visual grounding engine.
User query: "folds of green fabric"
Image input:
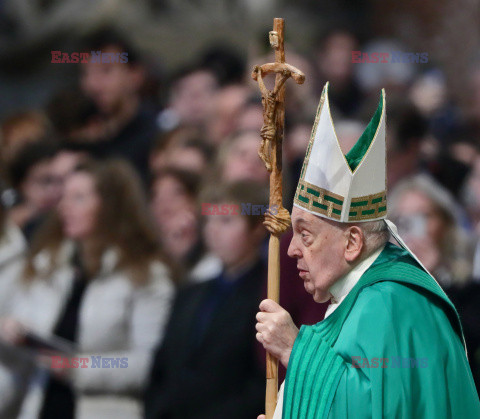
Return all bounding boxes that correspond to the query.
[282,243,480,418]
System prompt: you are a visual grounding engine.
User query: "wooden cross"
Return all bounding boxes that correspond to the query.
[252,17,305,419]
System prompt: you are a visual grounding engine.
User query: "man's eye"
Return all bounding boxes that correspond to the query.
[301,232,308,239]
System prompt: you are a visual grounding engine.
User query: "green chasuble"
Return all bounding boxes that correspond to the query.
[283,243,480,418]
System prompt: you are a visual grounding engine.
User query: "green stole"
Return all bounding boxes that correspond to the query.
[282,242,464,418]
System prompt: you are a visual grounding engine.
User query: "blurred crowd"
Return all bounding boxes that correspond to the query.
[0,26,479,418]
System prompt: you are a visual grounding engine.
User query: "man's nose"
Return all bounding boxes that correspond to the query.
[287,236,301,259]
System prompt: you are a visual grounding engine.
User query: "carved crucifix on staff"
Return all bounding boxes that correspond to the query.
[252,17,305,419]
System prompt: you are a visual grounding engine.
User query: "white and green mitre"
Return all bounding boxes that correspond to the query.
[294,82,386,223]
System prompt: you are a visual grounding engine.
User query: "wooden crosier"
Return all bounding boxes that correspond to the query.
[252,17,305,419]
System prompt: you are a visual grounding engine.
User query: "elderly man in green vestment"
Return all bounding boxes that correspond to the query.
[255,83,480,418]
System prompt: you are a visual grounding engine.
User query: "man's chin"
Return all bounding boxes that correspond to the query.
[302,279,330,303]
[303,281,314,295]
[303,283,327,302]
[312,290,331,304]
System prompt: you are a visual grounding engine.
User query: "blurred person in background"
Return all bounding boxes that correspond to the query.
[422,122,478,199]
[79,29,157,185]
[0,111,52,165]
[0,159,174,419]
[237,96,264,133]
[144,180,267,419]
[7,140,60,241]
[384,98,428,190]
[389,174,474,289]
[354,38,416,96]
[210,129,269,184]
[408,70,477,199]
[0,111,53,209]
[149,127,213,177]
[206,84,249,145]
[150,168,221,283]
[0,201,27,418]
[314,29,363,117]
[0,201,26,314]
[158,138,212,176]
[408,69,464,145]
[157,64,219,133]
[46,88,106,144]
[197,45,246,88]
[49,146,88,194]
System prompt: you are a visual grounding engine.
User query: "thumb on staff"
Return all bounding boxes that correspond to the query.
[259,298,282,313]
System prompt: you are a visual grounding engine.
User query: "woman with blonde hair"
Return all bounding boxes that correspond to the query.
[0,159,175,419]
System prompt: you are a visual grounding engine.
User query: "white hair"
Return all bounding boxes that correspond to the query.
[309,208,390,255]
[356,219,391,252]
[321,215,390,254]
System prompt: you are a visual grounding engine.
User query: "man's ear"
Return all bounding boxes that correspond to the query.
[344,225,364,263]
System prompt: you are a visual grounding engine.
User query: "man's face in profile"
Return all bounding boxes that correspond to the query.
[287,206,349,303]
